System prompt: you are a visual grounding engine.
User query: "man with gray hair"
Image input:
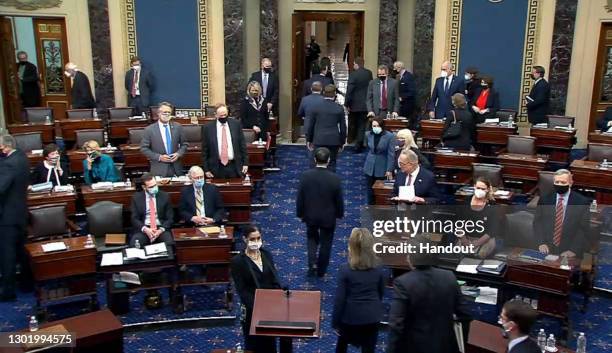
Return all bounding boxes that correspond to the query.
[0,134,30,301]
[534,169,590,258]
[391,149,440,204]
[392,61,417,128]
[427,60,465,119]
[367,65,400,118]
[178,166,225,226]
[16,51,40,107]
[64,62,95,109]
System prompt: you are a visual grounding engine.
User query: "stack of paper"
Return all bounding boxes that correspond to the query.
[144,242,168,257]
[101,252,124,266]
[477,260,506,275]
[41,242,67,253]
[456,257,481,274]
[91,182,113,190]
[475,287,498,305]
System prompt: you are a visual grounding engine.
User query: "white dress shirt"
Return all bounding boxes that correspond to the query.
[216,120,235,161]
[262,71,269,98]
[405,166,420,186]
[133,68,141,96]
[508,335,529,352]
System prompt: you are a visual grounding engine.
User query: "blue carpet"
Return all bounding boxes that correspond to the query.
[1,145,610,353]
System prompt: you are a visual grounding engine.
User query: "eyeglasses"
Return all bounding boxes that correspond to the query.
[159,111,172,116]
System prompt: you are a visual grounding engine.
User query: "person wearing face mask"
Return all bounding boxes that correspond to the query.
[64,62,95,109]
[363,118,396,204]
[129,173,174,247]
[392,61,417,128]
[16,51,40,107]
[248,58,279,116]
[394,129,430,173]
[141,101,188,177]
[124,56,154,115]
[240,81,269,141]
[230,225,282,353]
[31,143,69,186]
[391,149,440,204]
[82,140,120,185]
[534,169,590,258]
[427,60,466,119]
[344,57,373,152]
[470,75,500,124]
[498,300,541,353]
[302,62,333,97]
[525,65,550,125]
[463,67,480,103]
[366,65,400,119]
[179,166,225,226]
[441,93,474,151]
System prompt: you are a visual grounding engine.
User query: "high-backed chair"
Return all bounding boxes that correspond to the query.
[587,143,612,162]
[504,210,536,249]
[13,132,43,152]
[28,203,78,242]
[527,171,555,209]
[66,108,95,120]
[546,115,575,128]
[149,106,160,121]
[472,163,503,187]
[507,135,536,155]
[24,107,53,123]
[114,163,126,181]
[495,109,518,123]
[86,201,127,252]
[128,128,145,145]
[76,129,105,149]
[243,129,256,144]
[183,124,202,143]
[108,107,134,121]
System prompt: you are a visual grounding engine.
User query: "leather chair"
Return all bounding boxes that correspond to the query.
[114,163,126,181]
[495,109,518,123]
[546,115,575,128]
[66,108,95,120]
[472,163,503,187]
[243,129,256,144]
[527,171,555,209]
[86,201,127,252]
[76,129,105,149]
[128,128,145,145]
[507,135,536,155]
[28,203,77,242]
[108,107,134,121]
[13,132,43,152]
[504,210,536,249]
[24,107,53,123]
[183,124,202,143]
[587,143,612,162]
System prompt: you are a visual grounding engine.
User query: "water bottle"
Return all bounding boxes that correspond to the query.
[219,225,227,239]
[45,115,51,124]
[126,178,132,188]
[602,159,609,168]
[243,174,251,185]
[135,239,141,249]
[29,315,39,332]
[576,332,586,353]
[568,123,573,130]
[93,109,98,119]
[514,294,522,302]
[560,255,570,270]
[107,142,112,150]
[590,199,598,213]
[235,343,243,353]
[85,234,95,248]
[386,111,391,120]
[546,334,556,352]
[508,114,514,127]
[141,111,147,120]
[269,110,273,119]
[537,329,547,351]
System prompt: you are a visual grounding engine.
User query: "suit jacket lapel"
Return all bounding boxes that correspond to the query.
[153,123,164,152]
[210,123,219,157]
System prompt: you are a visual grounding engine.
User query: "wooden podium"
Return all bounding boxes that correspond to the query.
[250,289,321,353]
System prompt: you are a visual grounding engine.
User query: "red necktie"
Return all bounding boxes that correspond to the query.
[220,124,229,166]
[149,196,157,231]
[381,81,388,110]
[553,196,564,246]
[131,70,138,98]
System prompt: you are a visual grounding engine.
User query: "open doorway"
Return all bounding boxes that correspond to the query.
[291,11,364,142]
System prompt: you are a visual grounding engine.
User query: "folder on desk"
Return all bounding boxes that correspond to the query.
[198,226,220,234]
[256,320,316,332]
[517,249,546,263]
[105,233,126,245]
[476,260,506,275]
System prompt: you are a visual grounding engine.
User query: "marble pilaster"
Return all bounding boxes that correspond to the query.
[377,0,398,68]
[223,0,245,116]
[260,0,278,65]
[87,0,114,111]
[548,0,577,115]
[412,0,435,112]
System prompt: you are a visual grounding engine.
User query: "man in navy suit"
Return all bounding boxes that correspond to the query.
[345,57,373,150]
[298,81,324,119]
[125,56,154,115]
[248,58,279,116]
[179,166,225,226]
[427,60,465,119]
[393,61,417,128]
[499,300,542,353]
[302,63,333,97]
[525,65,550,125]
[392,149,440,204]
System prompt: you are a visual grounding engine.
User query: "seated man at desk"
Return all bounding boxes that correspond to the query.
[534,169,590,258]
[179,166,225,226]
[31,143,69,186]
[129,173,174,247]
[82,140,120,185]
[392,149,440,204]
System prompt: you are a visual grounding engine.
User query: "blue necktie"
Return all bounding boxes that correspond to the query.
[164,124,173,154]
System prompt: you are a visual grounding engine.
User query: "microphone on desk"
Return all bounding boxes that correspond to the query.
[283,286,291,298]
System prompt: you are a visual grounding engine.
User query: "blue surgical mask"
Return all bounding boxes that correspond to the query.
[147,186,159,196]
[194,180,205,189]
[372,127,382,135]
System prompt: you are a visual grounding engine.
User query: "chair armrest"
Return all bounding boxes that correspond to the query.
[495,147,507,156]
[66,219,81,233]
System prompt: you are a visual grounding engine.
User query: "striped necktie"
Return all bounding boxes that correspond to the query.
[196,189,204,217]
[553,196,564,246]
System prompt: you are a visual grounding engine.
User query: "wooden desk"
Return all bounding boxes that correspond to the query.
[57,119,104,142]
[570,159,612,204]
[498,153,547,193]
[419,119,444,149]
[588,131,612,144]
[476,123,517,157]
[383,118,409,132]
[81,185,136,208]
[26,152,44,166]
[8,122,55,144]
[28,190,78,216]
[529,127,576,165]
[119,144,149,171]
[108,118,149,140]
[372,180,394,205]
[433,151,479,185]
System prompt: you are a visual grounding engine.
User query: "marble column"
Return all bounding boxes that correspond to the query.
[223,0,245,117]
[87,0,115,111]
[260,0,278,65]
[377,0,399,68]
[548,0,577,116]
[412,0,435,111]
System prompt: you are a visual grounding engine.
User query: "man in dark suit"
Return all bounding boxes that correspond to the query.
[392,149,441,204]
[367,65,400,118]
[202,104,248,179]
[16,51,40,107]
[393,61,417,128]
[140,101,188,177]
[427,60,465,119]
[296,148,344,277]
[298,81,324,119]
[129,173,174,247]
[302,63,333,97]
[64,62,95,109]
[499,300,542,353]
[125,56,154,115]
[305,84,347,172]
[534,169,590,258]
[0,135,30,301]
[345,57,372,151]
[598,106,612,132]
[248,58,279,116]
[525,65,550,125]
[179,166,225,226]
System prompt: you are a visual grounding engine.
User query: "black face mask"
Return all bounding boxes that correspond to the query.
[530,74,537,80]
[88,152,99,160]
[378,75,387,81]
[554,184,569,195]
[0,152,6,159]
[218,117,228,124]
[391,69,399,77]
[263,67,272,74]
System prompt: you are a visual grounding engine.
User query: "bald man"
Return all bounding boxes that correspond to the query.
[179,166,225,226]
[248,58,279,116]
[427,60,465,119]
[64,62,95,109]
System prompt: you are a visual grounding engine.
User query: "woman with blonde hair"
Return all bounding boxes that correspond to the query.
[240,80,268,140]
[332,228,384,353]
[394,129,430,171]
[82,140,119,185]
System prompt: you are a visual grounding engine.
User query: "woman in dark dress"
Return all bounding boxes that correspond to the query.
[240,81,269,140]
[441,93,474,151]
[470,75,500,124]
[463,66,480,104]
[457,177,499,258]
[230,225,282,353]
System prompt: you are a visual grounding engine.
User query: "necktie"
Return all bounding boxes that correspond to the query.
[553,196,564,246]
[196,189,204,217]
[381,81,388,110]
[149,196,158,231]
[444,77,450,93]
[405,173,412,186]
[164,124,173,154]
[131,70,138,98]
[220,124,229,166]
[262,74,268,98]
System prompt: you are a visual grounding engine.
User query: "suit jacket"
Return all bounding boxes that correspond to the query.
[442,108,474,151]
[470,87,500,124]
[17,61,40,107]
[296,167,344,228]
[71,71,95,109]
[302,74,334,97]
[392,168,441,204]
[367,78,400,115]
[201,118,248,176]
[597,106,612,131]
[230,248,281,311]
[509,338,542,353]
[178,184,225,225]
[397,70,417,102]
[298,93,324,118]
[130,190,174,233]
[239,96,269,132]
[465,79,480,104]
[526,79,550,124]
[305,98,347,146]
[249,70,279,109]
[427,75,466,119]
[0,150,30,226]
[363,131,396,177]
[140,121,188,177]
[344,67,373,112]
[332,264,385,328]
[125,68,154,107]
[534,191,590,255]
[387,267,470,353]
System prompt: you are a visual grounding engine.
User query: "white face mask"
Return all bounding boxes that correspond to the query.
[464,73,471,81]
[440,70,448,78]
[247,240,262,251]
[474,189,487,199]
[132,65,141,71]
